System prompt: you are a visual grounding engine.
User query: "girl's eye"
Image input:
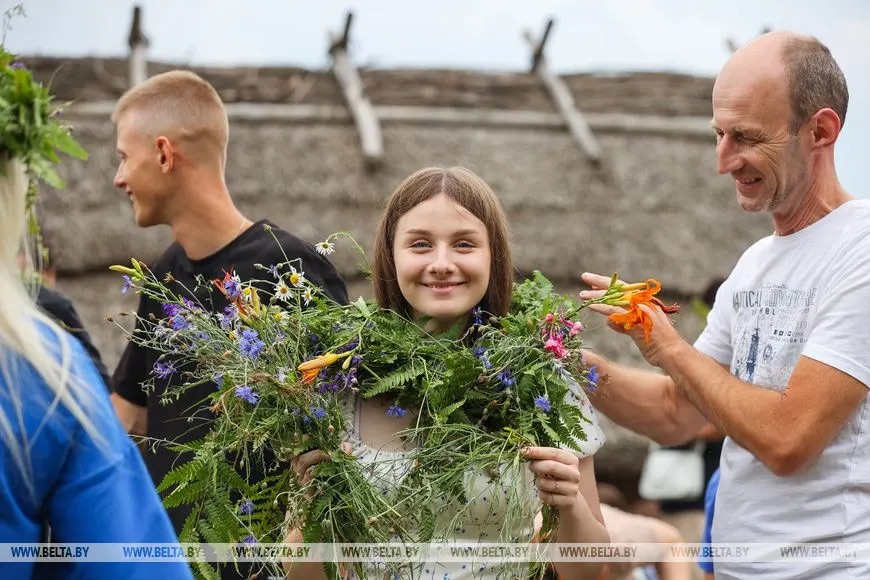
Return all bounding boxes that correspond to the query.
[410,240,430,249]
[455,241,474,249]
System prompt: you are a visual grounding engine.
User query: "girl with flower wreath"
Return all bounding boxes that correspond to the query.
[285,167,609,580]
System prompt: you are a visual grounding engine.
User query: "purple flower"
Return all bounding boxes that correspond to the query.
[496,369,515,390]
[235,385,260,405]
[224,276,241,298]
[241,535,257,545]
[337,338,359,353]
[351,355,362,367]
[9,61,26,70]
[213,373,224,389]
[470,307,485,326]
[534,395,552,413]
[163,303,183,318]
[182,296,198,311]
[121,275,132,294]
[266,264,281,279]
[219,305,238,329]
[153,361,176,379]
[238,499,255,515]
[386,405,407,418]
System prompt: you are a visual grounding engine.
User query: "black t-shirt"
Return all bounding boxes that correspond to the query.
[37,285,112,392]
[112,221,348,547]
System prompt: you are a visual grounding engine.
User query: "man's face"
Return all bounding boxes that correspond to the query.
[711,66,811,215]
[113,115,170,227]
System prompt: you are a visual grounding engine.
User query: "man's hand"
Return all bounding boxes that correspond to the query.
[579,272,685,368]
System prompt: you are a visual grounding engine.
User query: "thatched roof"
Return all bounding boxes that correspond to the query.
[24,56,715,116]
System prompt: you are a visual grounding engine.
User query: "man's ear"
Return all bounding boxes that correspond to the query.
[156,136,175,173]
[807,108,841,151]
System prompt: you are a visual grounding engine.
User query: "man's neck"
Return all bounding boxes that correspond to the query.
[168,184,251,260]
[772,171,851,236]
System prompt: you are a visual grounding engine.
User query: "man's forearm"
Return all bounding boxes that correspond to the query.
[585,351,704,445]
[659,342,798,473]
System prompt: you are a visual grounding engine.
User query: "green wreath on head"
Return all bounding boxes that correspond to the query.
[0,44,88,260]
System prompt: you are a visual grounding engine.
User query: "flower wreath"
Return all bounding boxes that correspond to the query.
[113,231,678,579]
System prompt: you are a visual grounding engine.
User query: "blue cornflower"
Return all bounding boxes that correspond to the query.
[153,361,176,379]
[169,314,189,331]
[266,264,281,279]
[470,307,485,326]
[235,385,260,405]
[351,355,362,367]
[238,328,265,359]
[496,369,516,389]
[303,406,326,423]
[472,346,493,370]
[213,373,224,389]
[587,365,600,392]
[276,368,288,383]
[534,395,552,413]
[241,535,257,545]
[10,62,26,70]
[309,334,319,344]
[238,499,255,515]
[121,275,132,294]
[386,405,407,418]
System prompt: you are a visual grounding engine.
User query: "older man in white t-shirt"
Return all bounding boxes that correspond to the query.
[579,30,870,579]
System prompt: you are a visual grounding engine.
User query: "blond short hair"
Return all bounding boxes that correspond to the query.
[112,70,229,158]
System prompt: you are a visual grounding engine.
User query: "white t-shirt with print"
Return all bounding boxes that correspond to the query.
[694,200,870,579]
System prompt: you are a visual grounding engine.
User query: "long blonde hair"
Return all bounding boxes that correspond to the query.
[0,157,108,492]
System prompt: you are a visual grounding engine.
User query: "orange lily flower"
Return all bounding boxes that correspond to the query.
[608,279,680,342]
[297,352,349,384]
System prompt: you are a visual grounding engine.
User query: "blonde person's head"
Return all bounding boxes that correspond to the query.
[0,157,108,493]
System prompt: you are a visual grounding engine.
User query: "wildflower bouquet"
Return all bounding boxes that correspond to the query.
[112,233,677,580]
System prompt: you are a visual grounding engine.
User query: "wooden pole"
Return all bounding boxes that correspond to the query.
[524,18,603,165]
[328,11,384,169]
[127,5,149,87]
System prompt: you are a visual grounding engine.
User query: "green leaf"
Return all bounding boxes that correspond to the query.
[353,296,371,318]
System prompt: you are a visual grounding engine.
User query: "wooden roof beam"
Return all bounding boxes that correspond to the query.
[524,18,602,165]
[328,11,384,170]
[127,5,149,87]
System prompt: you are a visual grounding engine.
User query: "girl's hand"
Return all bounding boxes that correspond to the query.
[523,446,585,511]
[290,444,352,498]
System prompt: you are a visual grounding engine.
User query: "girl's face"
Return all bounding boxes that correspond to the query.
[393,194,491,333]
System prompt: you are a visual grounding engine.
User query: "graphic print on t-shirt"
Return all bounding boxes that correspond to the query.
[730,283,818,391]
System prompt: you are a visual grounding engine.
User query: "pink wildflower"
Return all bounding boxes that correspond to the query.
[544,335,568,359]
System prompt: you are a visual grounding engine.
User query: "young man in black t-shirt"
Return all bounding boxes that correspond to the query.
[109,70,348,579]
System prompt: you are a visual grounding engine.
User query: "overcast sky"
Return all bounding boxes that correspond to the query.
[4,0,869,196]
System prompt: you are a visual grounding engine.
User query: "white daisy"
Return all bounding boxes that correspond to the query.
[274,281,293,301]
[314,241,335,256]
[302,287,314,305]
[287,266,306,288]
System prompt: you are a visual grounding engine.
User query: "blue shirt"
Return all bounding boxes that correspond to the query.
[0,325,193,579]
[698,468,720,574]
